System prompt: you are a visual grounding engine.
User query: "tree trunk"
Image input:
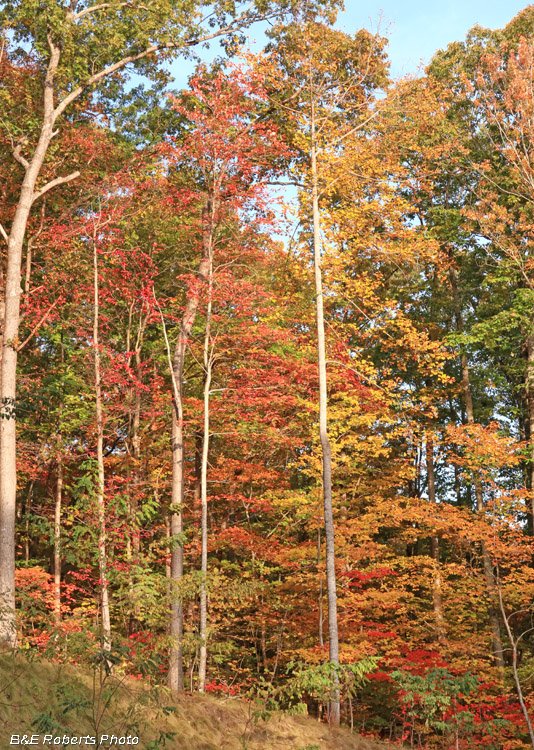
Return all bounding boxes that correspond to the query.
[131,351,142,556]
[93,235,111,653]
[54,338,65,623]
[526,334,534,533]
[426,431,446,643]
[317,528,324,649]
[54,446,63,622]
[449,264,504,669]
[311,111,340,726]
[198,259,213,693]
[168,199,213,694]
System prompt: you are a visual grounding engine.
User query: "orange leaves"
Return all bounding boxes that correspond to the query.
[445,422,524,477]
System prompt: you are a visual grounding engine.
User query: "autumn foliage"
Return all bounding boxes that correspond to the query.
[4,5,534,749]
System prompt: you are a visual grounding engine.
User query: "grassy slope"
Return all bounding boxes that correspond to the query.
[0,654,395,750]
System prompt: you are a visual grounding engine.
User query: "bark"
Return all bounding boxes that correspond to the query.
[54,446,63,622]
[426,432,446,643]
[131,351,142,556]
[93,235,111,653]
[311,108,340,726]
[168,405,185,692]
[526,334,534,533]
[449,264,504,669]
[53,338,65,622]
[168,199,213,694]
[198,259,213,693]
[317,528,324,649]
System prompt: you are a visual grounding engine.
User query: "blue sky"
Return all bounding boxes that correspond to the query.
[338,0,531,78]
[169,1,531,86]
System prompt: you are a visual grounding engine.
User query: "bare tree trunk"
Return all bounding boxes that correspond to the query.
[426,432,446,643]
[317,528,324,649]
[54,338,65,622]
[93,235,111,653]
[198,259,213,693]
[131,352,142,557]
[526,334,534,533]
[311,112,340,726]
[54,445,63,622]
[449,264,504,669]
[168,199,213,694]
[168,410,185,692]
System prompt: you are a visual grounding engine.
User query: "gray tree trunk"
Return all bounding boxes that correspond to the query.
[54,445,63,622]
[93,234,111,653]
[526,334,534,532]
[198,259,213,692]
[426,432,446,643]
[310,110,340,726]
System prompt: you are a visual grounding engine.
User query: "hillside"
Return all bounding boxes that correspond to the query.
[0,654,395,750]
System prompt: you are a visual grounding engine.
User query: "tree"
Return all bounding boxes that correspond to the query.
[263,19,388,725]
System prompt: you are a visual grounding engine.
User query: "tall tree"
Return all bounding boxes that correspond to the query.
[263,20,388,725]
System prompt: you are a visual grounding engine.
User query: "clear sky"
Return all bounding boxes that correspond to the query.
[338,0,532,78]
[168,1,532,86]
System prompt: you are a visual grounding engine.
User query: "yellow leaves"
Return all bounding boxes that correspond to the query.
[270,490,315,517]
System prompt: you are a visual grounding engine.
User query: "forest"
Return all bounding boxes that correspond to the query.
[3,1,534,748]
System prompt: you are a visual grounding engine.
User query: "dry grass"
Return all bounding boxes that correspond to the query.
[0,653,395,750]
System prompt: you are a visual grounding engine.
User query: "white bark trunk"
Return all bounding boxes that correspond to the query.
[198,261,213,692]
[311,111,340,726]
[93,236,111,653]
[54,447,63,622]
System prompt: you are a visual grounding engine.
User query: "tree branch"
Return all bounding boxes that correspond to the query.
[17,300,59,352]
[0,223,8,245]
[12,143,30,171]
[54,10,263,119]
[32,171,81,204]
[72,1,133,20]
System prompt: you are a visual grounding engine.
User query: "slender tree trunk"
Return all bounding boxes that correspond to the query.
[449,264,504,669]
[426,431,446,643]
[317,527,324,649]
[193,432,202,503]
[54,338,65,622]
[93,236,111,653]
[198,259,213,693]
[526,334,534,533]
[311,112,340,726]
[168,199,213,694]
[168,408,185,692]
[131,352,142,557]
[54,444,63,622]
